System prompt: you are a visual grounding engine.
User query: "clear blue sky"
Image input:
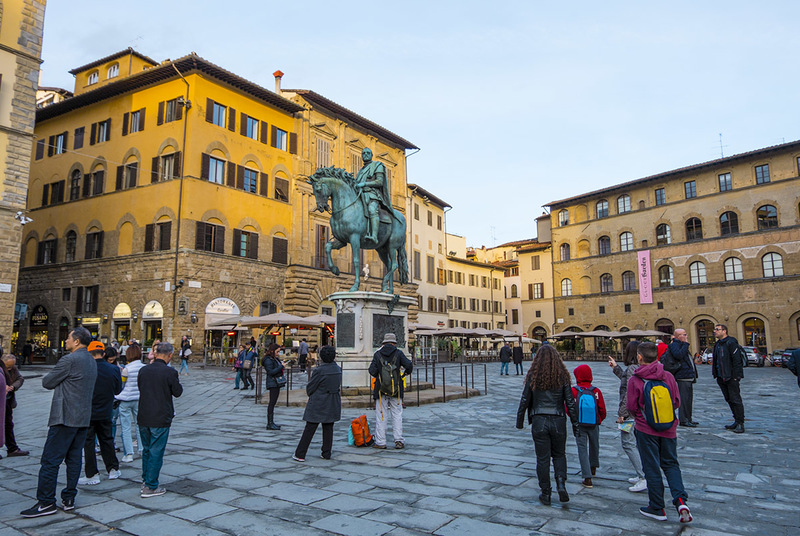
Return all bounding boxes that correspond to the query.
[40,1,800,248]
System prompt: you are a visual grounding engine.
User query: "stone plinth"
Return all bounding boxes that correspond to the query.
[329,291,416,388]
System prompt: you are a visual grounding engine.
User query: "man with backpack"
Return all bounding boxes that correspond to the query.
[712,324,745,434]
[368,333,413,450]
[662,329,698,427]
[627,341,691,523]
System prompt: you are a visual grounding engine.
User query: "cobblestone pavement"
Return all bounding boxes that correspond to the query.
[1,360,798,535]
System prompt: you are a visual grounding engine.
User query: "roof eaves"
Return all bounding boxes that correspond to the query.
[408,183,451,208]
[284,88,418,150]
[545,139,800,207]
[68,47,158,75]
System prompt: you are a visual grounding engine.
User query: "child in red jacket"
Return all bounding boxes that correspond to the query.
[572,364,606,488]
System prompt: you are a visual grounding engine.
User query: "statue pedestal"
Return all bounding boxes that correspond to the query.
[329,291,416,388]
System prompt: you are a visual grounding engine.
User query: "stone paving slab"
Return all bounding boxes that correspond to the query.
[2,362,799,535]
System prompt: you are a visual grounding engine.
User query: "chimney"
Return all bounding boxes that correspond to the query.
[273,70,284,94]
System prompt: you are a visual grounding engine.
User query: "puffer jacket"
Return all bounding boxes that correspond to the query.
[262,354,284,390]
[626,360,680,438]
[612,363,639,420]
[713,336,743,381]
[116,360,146,401]
[516,380,578,429]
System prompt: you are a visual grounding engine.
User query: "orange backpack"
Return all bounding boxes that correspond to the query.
[350,415,374,447]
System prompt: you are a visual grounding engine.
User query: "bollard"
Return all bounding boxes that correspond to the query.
[442,366,446,403]
[483,364,487,395]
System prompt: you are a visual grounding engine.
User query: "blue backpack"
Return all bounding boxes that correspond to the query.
[576,386,600,427]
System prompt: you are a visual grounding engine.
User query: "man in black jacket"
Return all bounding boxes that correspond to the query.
[712,324,745,433]
[368,333,412,450]
[664,329,698,427]
[79,341,123,485]
[137,342,183,497]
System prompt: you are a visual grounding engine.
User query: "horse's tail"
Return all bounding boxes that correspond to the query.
[397,246,409,285]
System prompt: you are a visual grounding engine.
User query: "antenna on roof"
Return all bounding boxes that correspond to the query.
[718,133,728,158]
[491,226,497,247]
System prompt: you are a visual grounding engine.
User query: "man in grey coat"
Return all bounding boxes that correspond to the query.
[293,346,342,461]
[21,327,97,517]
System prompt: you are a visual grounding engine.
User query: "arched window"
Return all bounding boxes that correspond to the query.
[561,278,572,297]
[619,232,633,252]
[510,284,518,298]
[762,252,784,277]
[689,261,707,284]
[617,194,631,214]
[560,243,570,261]
[65,231,77,262]
[70,169,82,201]
[756,205,778,230]
[720,211,739,235]
[558,209,569,227]
[107,63,119,79]
[596,200,609,219]
[686,218,703,241]
[259,301,278,315]
[622,271,636,291]
[600,273,613,293]
[724,257,743,281]
[87,71,99,85]
[658,265,674,287]
[598,236,611,255]
[656,223,671,245]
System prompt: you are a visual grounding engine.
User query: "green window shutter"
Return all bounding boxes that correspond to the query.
[157,101,165,125]
[144,224,154,252]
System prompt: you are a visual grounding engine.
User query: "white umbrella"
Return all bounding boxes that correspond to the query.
[304,314,336,324]
[239,312,319,328]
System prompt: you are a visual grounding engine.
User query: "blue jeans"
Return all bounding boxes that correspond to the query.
[179,359,189,374]
[118,400,140,456]
[234,369,242,388]
[139,426,170,489]
[37,425,88,505]
[500,362,509,375]
[515,362,523,374]
[635,429,687,510]
[574,425,600,478]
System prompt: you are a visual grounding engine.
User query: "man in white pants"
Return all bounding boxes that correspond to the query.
[368,333,413,449]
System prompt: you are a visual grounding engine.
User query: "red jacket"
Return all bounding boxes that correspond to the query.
[571,364,606,423]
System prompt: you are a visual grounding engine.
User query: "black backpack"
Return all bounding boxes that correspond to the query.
[378,351,400,397]
[661,346,680,375]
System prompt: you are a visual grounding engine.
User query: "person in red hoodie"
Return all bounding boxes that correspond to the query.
[571,364,606,488]
[626,341,692,524]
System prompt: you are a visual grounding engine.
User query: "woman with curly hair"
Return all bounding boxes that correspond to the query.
[516,345,578,505]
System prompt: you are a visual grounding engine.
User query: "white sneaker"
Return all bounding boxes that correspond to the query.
[108,469,122,480]
[628,478,648,492]
[121,454,133,463]
[94,445,101,453]
[627,477,640,484]
[78,474,100,485]
[132,440,138,448]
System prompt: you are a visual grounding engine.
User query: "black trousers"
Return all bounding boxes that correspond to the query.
[295,422,334,459]
[37,425,87,505]
[267,387,281,423]
[5,403,19,453]
[677,380,694,424]
[531,414,568,492]
[83,419,119,477]
[717,378,745,423]
[241,367,254,389]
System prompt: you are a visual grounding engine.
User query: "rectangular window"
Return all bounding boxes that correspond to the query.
[209,157,225,184]
[35,139,45,160]
[684,180,696,199]
[697,296,705,305]
[129,110,142,133]
[54,132,67,154]
[469,274,476,286]
[82,285,99,314]
[314,225,329,269]
[718,173,732,192]
[74,127,84,150]
[62,288,71,301]
[165,98,180,123]
[426,256,435,283]
[145,222,172,252]
[532,255,540,270]
[195,221,225,254]
[274,177,289,202]
[245,116,258,140]
[92,170,105,196]
[316,138,330,169]
[599,305,605,314]
[413,251,421,280]
[437,268,446,285]
[654,188,666,206]
[233,230,257,259]
[160,153,177,181]
[427,210,433,226]
[624,303,631,313]
[85,231,103,260]
[272,236,288,264]
[272,126,288,150]
[37,239,57,265]
[481,276,488,288]
[413,203,419,220]
[125,163,138,189]
[533,283,544,299]
[91,119,111,144]
[244,168,258,193]
[755,164,770,184]
[212,102,226,126]
[511,309,519,324]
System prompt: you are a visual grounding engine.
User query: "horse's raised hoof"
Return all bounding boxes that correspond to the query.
[349,283,360,292]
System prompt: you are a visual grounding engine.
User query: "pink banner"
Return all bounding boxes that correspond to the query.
[637,250,653,304]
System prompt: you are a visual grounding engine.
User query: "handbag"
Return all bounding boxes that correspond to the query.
[242,359,252,370]
[183,348,192,357]
[274,364,287,386]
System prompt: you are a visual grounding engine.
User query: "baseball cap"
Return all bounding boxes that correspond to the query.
[88,341,105,352]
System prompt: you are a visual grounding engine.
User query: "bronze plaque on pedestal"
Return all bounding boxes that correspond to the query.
[372,314,405,348]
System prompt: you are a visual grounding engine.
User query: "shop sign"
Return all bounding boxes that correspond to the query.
[113,303,132,320]
[82,317,102,324]
[143,300,164,319]
[30,305,48,328]
[205,298,240,315]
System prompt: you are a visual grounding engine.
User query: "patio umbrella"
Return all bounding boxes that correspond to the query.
[577,330,615,337]
[409,322,439,332]
[550,330,583,338]
[304,314,336,325]
[239,312,319,328]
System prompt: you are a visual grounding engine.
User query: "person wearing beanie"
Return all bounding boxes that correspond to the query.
[571,364,606,488]
[292,346,342,461]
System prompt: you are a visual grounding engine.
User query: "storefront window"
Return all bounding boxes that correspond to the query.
[743,317,766,355]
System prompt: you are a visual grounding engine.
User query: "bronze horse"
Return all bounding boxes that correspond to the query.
[308,167,409,293]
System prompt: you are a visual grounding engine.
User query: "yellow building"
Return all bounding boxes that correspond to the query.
[17,49,420,359]
[546,140,800,355]
[0,0,46,346]
[445,233,503,331]
[17,49,304,357]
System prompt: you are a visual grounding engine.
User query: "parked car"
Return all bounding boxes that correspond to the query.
[701,347,714,364]
[742,346,765,367]
[780,348,799,368]
[771,349,785,367]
